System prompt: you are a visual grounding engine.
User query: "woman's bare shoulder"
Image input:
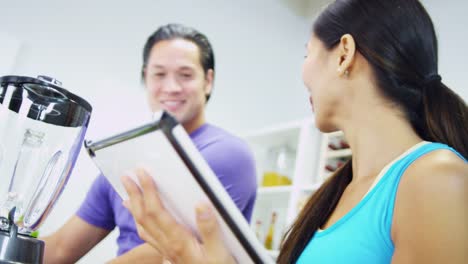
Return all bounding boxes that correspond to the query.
[406,148,467,184]
[392,149,468,264]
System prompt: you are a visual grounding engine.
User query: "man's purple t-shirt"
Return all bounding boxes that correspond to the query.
[76,123,257,256]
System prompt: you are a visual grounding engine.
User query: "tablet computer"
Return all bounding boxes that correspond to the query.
[84,111,273,264]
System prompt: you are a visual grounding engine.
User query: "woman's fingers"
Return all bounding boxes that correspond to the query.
[135,168,164,214]
[195,204,236,263]
[129,169,193,261]
[122,173,177,259]
[124,172,171,238]
[195,204,220,246]
[134,169,180,234]
[123,169,231,263]
[135,223,164,253]
[121,175,145,222]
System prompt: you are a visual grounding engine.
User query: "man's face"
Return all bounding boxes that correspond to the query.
[144,38,213,129]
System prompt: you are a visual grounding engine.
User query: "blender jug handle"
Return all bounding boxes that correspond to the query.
[7,207,18,238]
[22,151,63,230]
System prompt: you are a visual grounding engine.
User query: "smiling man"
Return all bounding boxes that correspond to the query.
[42,24,258,263]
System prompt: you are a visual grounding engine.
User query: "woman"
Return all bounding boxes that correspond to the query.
[122,0,468,263]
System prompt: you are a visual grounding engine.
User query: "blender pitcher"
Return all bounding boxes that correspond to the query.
[0,75,92,264]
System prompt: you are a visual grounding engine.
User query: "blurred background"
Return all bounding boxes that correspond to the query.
[1,0,466,262]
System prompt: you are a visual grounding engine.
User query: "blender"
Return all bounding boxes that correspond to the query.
[0,75,92,263]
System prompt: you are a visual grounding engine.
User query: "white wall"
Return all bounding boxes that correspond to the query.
[421,0,468,100]
[1,0,311,262]
[0,32,21,75]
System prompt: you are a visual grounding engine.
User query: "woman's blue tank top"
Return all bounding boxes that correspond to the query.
[297,142,466,264]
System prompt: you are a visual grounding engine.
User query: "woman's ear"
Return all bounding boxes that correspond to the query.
[336,34,356,77]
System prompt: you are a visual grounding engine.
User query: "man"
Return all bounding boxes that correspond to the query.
[42,23,257,263]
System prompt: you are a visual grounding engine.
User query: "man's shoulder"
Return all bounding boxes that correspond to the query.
[87,174,118,198]
[194,123,249,150]
[194,124,254,165]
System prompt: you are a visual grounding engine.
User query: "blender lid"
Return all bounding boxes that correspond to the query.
[0,75,92,127]
[0,75,92,113]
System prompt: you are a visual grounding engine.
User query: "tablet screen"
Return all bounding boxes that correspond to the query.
[85,112,273,264]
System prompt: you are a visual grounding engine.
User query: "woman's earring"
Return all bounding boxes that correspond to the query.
[337,68,350,77]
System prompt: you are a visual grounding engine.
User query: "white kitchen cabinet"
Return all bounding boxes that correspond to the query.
[243,119,351,258]
[242,118,319,255]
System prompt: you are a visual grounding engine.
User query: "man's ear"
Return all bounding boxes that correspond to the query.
[204,69,214,96]
[336,34,356,77]
[142,67,148,85]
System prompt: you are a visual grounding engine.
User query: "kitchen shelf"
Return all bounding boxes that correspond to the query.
[243,117,322,256]
[244,120,352,261]
[267,250,280,259]
[327,148,352,159]
[317,131,352,182]
[326,131,344,137]
[300,182,323,192]
[257,186,293,195]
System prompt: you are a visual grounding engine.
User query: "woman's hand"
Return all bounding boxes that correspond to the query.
[121,168,236,264]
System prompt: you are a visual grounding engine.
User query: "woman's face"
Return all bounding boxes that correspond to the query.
[302,35,343,132]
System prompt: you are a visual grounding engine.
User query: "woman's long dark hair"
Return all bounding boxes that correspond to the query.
[277,0,468,263]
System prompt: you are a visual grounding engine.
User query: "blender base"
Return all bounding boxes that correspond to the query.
[0,230,44,264]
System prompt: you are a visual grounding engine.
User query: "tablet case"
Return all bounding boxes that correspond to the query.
[84,111,274,264]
